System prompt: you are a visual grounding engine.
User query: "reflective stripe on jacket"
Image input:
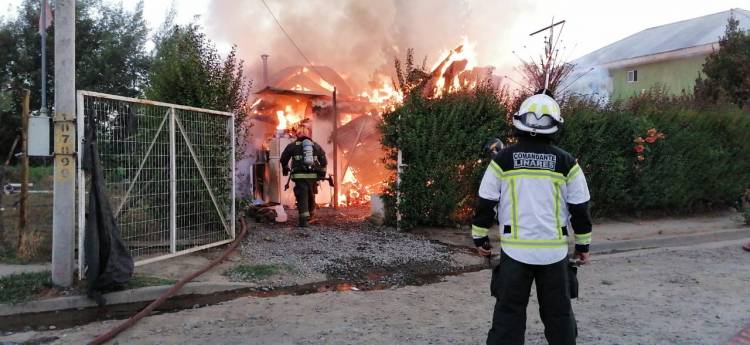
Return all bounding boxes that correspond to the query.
[472,136,591,265]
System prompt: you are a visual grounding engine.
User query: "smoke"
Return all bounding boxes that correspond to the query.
[563,65,612,102]
[205,0,538,91]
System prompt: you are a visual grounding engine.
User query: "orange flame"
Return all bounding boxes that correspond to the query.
[342,167,358,184]
[360,76,404,112]
[276,105,304,130]
[340,114,354,126]
[275,110,286,130]
[430,36,478,98]
[338,167,375,206]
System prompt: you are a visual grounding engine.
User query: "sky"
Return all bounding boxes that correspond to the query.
[1,0,748,90]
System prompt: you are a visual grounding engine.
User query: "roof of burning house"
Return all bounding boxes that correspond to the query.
[269,65,354,97]
[575,8,750,68]
[254,86,330,98]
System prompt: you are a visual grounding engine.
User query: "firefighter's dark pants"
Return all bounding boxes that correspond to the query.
[292,178,316,219]
[487,251,576,345]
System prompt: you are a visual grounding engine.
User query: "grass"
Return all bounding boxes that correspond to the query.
[124,275,177,289]
[0,254,27,264]
[0,271,178,305]
[223,264,283,282]
[0,270,52,304]
[79,274,178,292]
[0,165,54,262]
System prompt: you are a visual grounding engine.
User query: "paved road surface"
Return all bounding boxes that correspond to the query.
[3,239,749,345]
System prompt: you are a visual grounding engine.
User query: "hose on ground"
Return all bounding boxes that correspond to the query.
[87,218,249,345]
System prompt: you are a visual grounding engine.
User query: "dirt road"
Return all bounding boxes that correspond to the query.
[4,239,749,345]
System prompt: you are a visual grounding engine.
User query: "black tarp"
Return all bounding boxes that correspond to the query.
[82,119,133,305]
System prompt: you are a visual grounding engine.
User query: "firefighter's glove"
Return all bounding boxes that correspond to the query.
[282,167,290,176]
[474,236,491,257]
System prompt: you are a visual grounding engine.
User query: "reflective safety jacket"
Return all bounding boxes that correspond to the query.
[471,136,592,265]
[280,136,328,180]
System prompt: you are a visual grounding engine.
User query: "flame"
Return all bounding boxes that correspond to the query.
[360,76,404,112]
[338,167,375,206]
[276,105,304,130]
[342,167,358,184]
[340,114,353,126]
[291,84,312,92]
[429,36,479,98]
[318,77,335,92]
[275,110,287,130]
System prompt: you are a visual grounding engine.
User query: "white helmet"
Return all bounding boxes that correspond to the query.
[512,94,563,134]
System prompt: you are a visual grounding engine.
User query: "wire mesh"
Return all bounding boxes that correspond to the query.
[174,108,232,249]
[79,92,234,263]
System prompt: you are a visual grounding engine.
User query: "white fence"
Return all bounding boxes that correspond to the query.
[77,91,235,275]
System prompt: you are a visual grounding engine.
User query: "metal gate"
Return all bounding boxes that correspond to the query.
[76,91,235,275]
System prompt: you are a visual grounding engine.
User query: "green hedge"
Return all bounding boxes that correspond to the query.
[559,92,750,216]
[380,85,511,229]
[381,88,750,228]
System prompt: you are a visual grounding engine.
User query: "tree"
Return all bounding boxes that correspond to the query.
[695,15,750,109]
[147,21,252,161]
[146,23,250,113]
[146,22,251,229]
[77,1,151,97]
[0,0,151,159]
[393,48,429,96]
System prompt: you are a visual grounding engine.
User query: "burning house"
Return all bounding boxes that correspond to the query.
[238,39,499,214]
[239,60,396,209]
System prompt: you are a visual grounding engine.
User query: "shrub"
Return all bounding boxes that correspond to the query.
[382,86,750,229]
[558,90,750,217]
[380,85,512,229]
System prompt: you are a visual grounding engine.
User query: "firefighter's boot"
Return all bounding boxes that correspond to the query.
[298,216,308,228]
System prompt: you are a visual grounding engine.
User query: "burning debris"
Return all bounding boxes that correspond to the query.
[241,37,501,212]
[244,63,392,209]
[424,37,481,98]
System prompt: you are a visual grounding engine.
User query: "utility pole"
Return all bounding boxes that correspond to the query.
[40,0,49,119]
[52,0,75,288]
[530,19,565,92]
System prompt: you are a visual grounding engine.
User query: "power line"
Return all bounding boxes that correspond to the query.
[259,0,333,87]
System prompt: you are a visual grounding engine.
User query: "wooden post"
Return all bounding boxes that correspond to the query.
[17,89,30,251]
[332,87,339,209]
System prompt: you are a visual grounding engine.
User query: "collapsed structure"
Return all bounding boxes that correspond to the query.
[238,62,396,208]
[238,39,499,211]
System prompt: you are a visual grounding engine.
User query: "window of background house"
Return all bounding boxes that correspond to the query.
[627,69,638,83]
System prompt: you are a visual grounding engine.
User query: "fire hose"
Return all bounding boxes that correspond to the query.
[87,218,249,345]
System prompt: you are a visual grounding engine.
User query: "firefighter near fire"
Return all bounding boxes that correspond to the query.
[280,123,331,228]
[471,88,593,345]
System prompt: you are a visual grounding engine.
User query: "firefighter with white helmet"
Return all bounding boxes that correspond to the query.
[512,92,564,135]
[472,90,592,344]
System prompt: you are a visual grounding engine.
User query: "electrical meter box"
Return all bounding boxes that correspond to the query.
[28,115,51,157]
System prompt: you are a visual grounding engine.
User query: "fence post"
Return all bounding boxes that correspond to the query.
[169,107,177,253]
[17,90,30,252]
[231,114,236,238]
[76,91,85,279]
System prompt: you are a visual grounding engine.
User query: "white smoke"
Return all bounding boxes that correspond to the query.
[563,64,612,102]
[205,0,539,91]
